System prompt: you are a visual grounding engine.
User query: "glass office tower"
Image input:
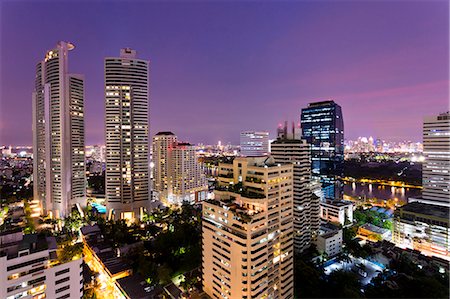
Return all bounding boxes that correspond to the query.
[301,100,344,200]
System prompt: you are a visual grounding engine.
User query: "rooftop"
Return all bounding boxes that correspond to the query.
[205,198,261,223]
[360,223,390,235]
[322,200,353,208]
[0,230,54,259]
[307,100,336,107]
[155,131,175,136]
[398,202,449,220]
[271,139,307,144]
[117,274,162,299]
[319,222,341,238]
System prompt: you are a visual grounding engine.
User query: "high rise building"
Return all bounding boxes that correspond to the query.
[86,145,106,162]
[396,113,450,259]
[271,121,320,252]
[32,41,86,218]
[420,113,450,207]
[240,131,269,156]
[203,156,294,299]
[152,132,207,205]
[301,100,344,200]
[0,230,83,299]
[105,48,150,221]
[152,132,178,198]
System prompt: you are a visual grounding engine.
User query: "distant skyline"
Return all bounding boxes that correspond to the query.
[1,1,449,145]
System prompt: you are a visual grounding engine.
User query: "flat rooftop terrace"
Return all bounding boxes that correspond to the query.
[400,202,449,219]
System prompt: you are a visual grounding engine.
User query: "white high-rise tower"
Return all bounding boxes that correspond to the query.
[32,41,86,218]
[411,112,450,207]
[105,48,150,221]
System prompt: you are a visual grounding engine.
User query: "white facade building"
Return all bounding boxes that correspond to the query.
[314,223,343,257]
[0,230,83,299]
[105,48,150,221]
[393,202,449,260]
[32,41,86,218]
[240,131,269,157]
[410,113,450,207]
[203,157,294,299]
[271,121,320,253]
[320,200,353,226]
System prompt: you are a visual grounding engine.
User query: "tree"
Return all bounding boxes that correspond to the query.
[157,263,173,285]
[324,270,363,298]
[57,243,83,263]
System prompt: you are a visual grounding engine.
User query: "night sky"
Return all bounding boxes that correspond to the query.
[1,1,448,145]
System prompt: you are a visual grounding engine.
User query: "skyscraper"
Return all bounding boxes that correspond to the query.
[152,132,207,205]
[393,113,450,259]
[32,41,86,218]
[203,156,294,299]
[271,121,320,252]
[152,132,178,198]
[301,100,344,200]
[105,48,150,221]
[240,131,269,156]
[420,112,450,207]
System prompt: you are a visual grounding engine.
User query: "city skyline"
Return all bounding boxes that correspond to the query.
[1,1,449,145]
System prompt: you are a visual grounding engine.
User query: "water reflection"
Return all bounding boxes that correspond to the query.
[344,182,421,205]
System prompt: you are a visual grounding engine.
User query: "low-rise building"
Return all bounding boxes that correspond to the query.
[0,229,83,299]
[320,200,353,226]
[358,223,391,241]
[393,202,449,260]
[314,222,343,257]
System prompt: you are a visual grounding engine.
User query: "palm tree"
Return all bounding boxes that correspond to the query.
[337,252,352,270]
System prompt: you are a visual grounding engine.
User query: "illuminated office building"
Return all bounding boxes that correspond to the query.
[418,113,450,207]
[301,100,344,200]
[105,48,150,221]
[240,131,269,157]
[32,41,86,218]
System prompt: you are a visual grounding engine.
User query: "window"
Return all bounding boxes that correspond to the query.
[55,268,70,276]
[56,285,70,294]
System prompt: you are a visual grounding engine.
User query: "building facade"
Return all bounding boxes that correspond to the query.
[240,131,269,157]
[314,223,343,257]
[393,202,449,259]
[0,230,83,299]
[415,113,450,207]
[271,121,320,252]
[152,132,207,205]
[319,200,353,226]
[105,48,150,221]
[202,156,294,299]
[301,100,344,200]
[152,132,177,196]
[32,41,86,218]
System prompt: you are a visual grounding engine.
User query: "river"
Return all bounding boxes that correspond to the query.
[343,181,422,205]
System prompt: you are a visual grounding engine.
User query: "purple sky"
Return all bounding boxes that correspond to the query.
[1,1,449,145]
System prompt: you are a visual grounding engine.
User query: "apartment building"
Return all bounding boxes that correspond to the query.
[202,156,294,299]
[0,230,83,299]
